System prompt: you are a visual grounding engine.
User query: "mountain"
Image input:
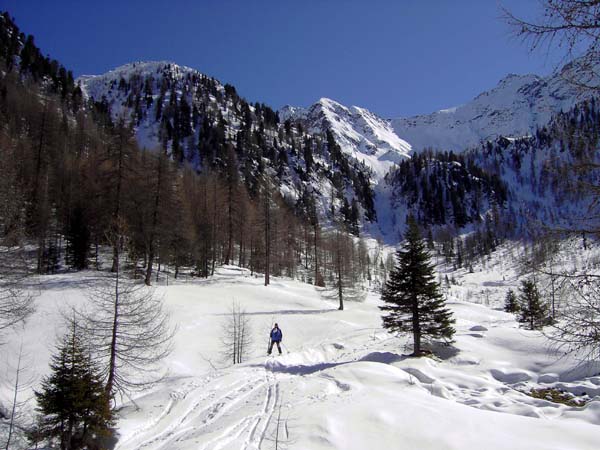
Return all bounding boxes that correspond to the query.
[77,58,599,242]
[391,61,596,152]
[280,98,412,179]
[79,67,411,182]
[77,61,380,229]
[284,60,595,156]
[274,61,600,241]
[78,61,203,150]
[278,99,510,239]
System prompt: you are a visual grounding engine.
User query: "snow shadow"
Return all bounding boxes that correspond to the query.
[252,351,406,376]
[359,351,406,364]
[23,273,109,290]
[265,360,346,375]
[429,343,461,360]
[559,360,600,382]
[318,289,366,304]
[212,308,337,317]
[188,274,252,286]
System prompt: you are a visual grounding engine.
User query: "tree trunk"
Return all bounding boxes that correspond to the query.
[106,257,120,398]
[211,179,217,276]
[145,152,164,286]
[250,234,254,276]
[337,249,343,310]
[5,344,23,450]
[111,129,126,273]
[225,182,233,265]
[314,222,319,285]
[32,102,47,214]
[264,183,270,286]
[412,294,421,355]
[145,247,155,286]
[238,226,244,268]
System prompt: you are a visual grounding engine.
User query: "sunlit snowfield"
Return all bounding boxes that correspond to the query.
[2,242,600,450]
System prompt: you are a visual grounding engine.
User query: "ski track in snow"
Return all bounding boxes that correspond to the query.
[5,262,600,450]
[116,358,283,450]
[245,364,279,449]
[118,375,265,450]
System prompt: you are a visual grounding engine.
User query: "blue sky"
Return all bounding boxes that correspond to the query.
[3,0,563,117]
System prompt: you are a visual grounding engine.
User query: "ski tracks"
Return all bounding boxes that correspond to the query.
[118,360,281,450]
[244,365,280,450]
[200,360,280,450]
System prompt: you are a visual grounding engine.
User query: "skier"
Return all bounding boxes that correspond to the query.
[268,323,283,355]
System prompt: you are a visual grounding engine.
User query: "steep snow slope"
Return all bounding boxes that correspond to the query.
[79,61,198,99]
[2,259,599,449]
[281,98,412,178]
[391,61,595,152]
[78,61,212,151]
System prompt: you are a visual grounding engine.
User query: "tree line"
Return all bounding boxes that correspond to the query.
[0,12,384,295]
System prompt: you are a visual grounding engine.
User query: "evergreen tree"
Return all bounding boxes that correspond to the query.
[64,204,90,270]
[518,279,549,330]
[380,217,455,356]
[33,322,113,449]
[504,289,519,313]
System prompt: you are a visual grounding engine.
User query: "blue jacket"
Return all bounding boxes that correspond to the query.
[270,327,282,342]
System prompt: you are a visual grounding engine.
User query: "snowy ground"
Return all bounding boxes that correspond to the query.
[2,252,600,449]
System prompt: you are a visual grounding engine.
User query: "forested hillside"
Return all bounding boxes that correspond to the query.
[77,61,379,229]
[0,12,380,300]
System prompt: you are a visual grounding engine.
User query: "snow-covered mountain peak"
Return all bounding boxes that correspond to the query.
[282,59,598,161]
[278,104,308,122]
[316,96,349,111]
[283,97,412,179]
[75,61,234,152]
[80,61,198,82]
[77,61,212,103]
[497,72,540,84]
[391,62,594,152]
[437,106,459,114]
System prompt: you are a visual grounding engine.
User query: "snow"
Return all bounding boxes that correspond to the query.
[79,61,199,92]
[284,59,598,158]
[391,64,597,152]
[283,97,412,180]
[77,61,215,155]
[2,256,600,449]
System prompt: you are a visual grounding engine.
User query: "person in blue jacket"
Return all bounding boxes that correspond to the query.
[268,323,283,355]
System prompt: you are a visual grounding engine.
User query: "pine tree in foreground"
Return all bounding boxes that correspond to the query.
[504,289,520,313]
[33,322,113,450]
[380,217,455,356]
[518,279,550,330]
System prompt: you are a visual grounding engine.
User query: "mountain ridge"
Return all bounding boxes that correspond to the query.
[282,60,596,154]
[75,58,600,242]
[77,60,381,232]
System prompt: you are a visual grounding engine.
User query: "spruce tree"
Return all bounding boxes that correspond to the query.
[518,279,549,330]
[33,322,113,450]
[504,289,519,313]
[380,217,455,356]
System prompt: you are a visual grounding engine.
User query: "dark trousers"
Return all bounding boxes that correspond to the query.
[268,340,282,354]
